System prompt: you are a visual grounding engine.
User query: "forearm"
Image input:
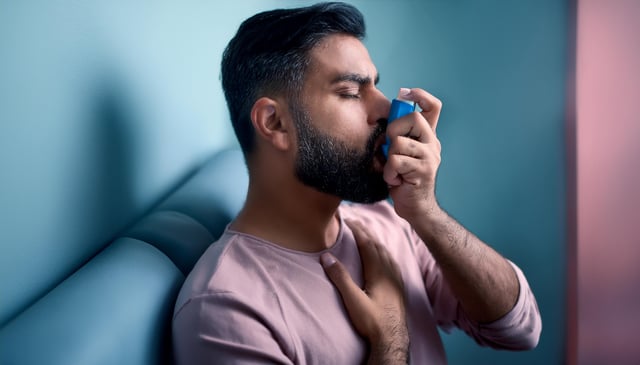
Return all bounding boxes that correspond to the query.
[410,206,519,323]
[367,345,408,365]
[367,324,409,365]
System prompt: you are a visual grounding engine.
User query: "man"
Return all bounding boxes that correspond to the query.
[173,2,541,364]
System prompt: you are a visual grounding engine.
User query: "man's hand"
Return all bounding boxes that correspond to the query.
[320,219,409,365]
[384,87,443,222]
[385,88,521,323]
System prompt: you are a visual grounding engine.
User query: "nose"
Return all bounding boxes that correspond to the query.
[368,88,391,126]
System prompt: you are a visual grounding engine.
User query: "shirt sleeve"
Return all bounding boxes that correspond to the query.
[172,292,294,365]
[412,229,542,350]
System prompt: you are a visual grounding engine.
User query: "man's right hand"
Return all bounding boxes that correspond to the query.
[321,219,409,364]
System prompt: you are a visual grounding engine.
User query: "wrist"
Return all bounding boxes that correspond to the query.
[403,199,444,228]
[367,321,409,365]
[368,337,409,365]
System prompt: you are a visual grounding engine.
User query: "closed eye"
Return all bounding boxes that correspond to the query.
[340,93,361,99]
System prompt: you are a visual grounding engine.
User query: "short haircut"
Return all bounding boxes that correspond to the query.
[220,2,366,157]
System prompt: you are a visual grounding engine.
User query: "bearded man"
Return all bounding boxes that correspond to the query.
[173,3,541,364]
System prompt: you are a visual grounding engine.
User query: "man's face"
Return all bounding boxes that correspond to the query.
[293,34,391,203]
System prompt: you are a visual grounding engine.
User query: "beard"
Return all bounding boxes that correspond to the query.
[293,106,389,203]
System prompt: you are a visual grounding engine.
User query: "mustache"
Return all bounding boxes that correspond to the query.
[366,118,388,152]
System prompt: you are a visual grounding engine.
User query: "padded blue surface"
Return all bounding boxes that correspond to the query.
[0,238,183,365]
[0,0,236,326]
[0,146,249,365]
[156,148,249,239]
[125,210,215,275]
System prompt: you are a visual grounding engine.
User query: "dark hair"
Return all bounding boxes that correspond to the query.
[220,2,366,157]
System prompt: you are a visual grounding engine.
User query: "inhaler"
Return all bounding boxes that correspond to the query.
[382,90,416,158]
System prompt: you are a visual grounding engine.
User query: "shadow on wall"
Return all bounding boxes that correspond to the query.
[84,75,136,248]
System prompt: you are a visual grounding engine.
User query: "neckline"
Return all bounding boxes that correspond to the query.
[224,206,347,257]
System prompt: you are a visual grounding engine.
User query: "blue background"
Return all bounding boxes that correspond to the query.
[0,1,568,364]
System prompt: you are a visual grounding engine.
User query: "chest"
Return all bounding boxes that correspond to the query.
[267,256,367,365]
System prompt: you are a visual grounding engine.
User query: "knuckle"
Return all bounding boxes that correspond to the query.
[386,154,400,168]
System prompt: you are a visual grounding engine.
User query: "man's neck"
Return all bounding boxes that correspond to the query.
[230,177,343,253]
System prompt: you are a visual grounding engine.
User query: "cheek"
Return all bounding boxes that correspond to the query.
[305,97,370,140]
[326,109,370,139]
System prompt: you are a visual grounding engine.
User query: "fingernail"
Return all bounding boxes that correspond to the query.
[399,88,411,98]
[320,253,337,268]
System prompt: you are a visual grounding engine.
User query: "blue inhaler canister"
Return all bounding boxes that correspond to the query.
[382,92,416,157]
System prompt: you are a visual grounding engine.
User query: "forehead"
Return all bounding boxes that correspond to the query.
[307,34,377,80]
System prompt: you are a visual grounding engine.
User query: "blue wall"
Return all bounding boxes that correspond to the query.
[0,0,240,327]
[0,1,567,364]
[352,2,568,364]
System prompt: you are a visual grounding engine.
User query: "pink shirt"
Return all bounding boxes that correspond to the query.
[173,201,541,364]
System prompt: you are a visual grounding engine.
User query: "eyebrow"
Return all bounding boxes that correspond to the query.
[331,73,380,86]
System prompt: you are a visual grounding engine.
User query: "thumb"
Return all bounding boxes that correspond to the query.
[320,252,374,338]
[320,253,366,302]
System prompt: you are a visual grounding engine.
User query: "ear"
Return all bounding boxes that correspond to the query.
[250,97,292,151]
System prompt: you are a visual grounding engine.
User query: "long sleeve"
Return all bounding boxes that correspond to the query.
[413,229,542,350]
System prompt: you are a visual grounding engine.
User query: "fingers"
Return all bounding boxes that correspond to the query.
[320,252,363,300]
[321,220,407,345]
[320,252,373,334]
[385,87,441,148]
[345,219,404,290]
[349,220,390,287]
[385,108,441,169]
[386,112,436,146]
[386,134,441,160]
[323,219,389,295]
[402,88,442,131]
[346,219,379,274]
[383,88,442,189]
[383,147,441,187]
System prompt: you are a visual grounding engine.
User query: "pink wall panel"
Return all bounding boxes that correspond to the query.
[576,0,640,364]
